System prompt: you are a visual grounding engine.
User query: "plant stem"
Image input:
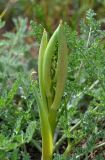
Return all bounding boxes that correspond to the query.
[33,83,53,160]
[54,101,99,153]
[76,141,105,159]
[63,139,72,158]
[86,27,92,48]
[94,142,105,150]
[54,120,81,151]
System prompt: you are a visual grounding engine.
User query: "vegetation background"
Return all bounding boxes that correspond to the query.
[0,0,105,160]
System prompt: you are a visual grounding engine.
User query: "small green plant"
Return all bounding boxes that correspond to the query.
[33,22,68,160]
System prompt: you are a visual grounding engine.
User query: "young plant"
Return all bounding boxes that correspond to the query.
[34,22,68,160]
